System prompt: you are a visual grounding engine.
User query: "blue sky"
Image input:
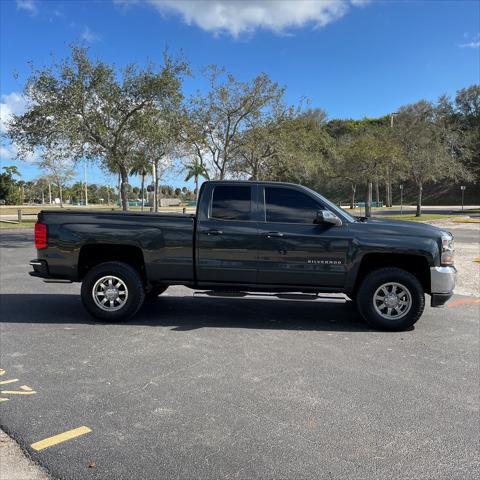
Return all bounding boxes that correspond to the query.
[1,0,479,188]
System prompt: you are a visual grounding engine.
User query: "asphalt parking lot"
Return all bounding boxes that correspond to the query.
[0,229,479,480]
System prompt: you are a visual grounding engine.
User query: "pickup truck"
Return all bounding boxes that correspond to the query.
[30,180,456,331]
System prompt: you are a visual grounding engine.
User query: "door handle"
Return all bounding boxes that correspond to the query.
[266,232,284,238]
[204,229,223,236]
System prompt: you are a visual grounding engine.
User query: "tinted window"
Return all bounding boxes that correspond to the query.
[265,187,320,223]
[211,186,252,221]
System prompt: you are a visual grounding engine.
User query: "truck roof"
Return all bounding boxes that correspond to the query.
[203,180,301,187]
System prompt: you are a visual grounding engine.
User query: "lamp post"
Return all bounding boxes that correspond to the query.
[461,185,466,212]
[399,184,404,215]
[84,160,88,206]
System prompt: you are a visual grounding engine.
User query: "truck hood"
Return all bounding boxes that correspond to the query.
[350,217,448,239]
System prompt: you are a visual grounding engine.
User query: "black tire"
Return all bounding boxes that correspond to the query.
[81,261,145,322]
[145,285,168,299]
[356,267,425,331]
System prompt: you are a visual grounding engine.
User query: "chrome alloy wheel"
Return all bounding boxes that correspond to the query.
[92,275,128,312]
[373,282,412,320]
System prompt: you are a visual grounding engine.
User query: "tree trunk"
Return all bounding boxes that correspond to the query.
[48,182,52,204]
[388,181,393,207]
[365,181,373,217]
[195,175,199,201]
[153,160,160,212]
[375,180,380,205]
[350,184,356,209]
[117,173,122,207]
[384,181,390,208]
[416,184,423,217]
[84,162,88,206]
[58,183,63,208]
[119,168,129,211]
[41,189,45,205]
[140,172,145,212]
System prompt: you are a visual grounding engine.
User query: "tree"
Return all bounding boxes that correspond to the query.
[267,110,336,186]
[37,150,75,207]
[395,101,469,216]
[0,166,21,204]
[453,86,480,182]
[189,67,285,179]
[7,46,188,211]
[336,133,383,217]
[134,105,181,211]
[184,160,209,200]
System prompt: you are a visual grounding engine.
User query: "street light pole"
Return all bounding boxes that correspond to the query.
[400,184,404,215]
[461,186,466,212]
[84,160,88,206]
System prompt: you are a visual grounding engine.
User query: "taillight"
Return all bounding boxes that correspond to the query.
[34,223,47,249]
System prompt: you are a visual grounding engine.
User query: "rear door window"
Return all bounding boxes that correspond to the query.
[211,185,252,221]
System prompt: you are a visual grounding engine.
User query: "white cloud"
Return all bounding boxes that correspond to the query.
[459,41,480,49]
[459,33,480,49]
[115,0,369,37]
[0,92,28,135]
[81,26,101,43]
[16,0,38,15]
[0,92,37,162]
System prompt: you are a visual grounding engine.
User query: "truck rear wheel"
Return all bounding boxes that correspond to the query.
[81,261,145,322]
[356,267,425,331]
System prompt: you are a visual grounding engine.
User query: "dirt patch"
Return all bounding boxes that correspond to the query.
[430,220,480,297]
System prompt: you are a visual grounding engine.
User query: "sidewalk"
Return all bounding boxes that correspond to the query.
[0,430,49,480]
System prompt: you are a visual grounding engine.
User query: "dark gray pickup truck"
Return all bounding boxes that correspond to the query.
[30,180,456,330]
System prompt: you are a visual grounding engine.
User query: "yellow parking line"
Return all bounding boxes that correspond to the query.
[1,389,36,395]
[0,398,9,402]
[31,426,92,451]
[474,257,480,263]
[0,379,18,385]
[20,385,33,391]
[0,369,5,376]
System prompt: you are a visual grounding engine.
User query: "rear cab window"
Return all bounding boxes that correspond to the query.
[211,185,253,221]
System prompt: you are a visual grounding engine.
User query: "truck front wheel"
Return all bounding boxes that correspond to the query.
[356,267,425,331]
[81,261,145,322]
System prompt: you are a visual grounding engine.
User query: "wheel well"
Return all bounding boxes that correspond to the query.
[78,244,146,280]
[354,253,431,294]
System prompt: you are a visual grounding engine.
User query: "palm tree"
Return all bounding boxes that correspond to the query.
[184,162,209,200]
[131,159,149,212]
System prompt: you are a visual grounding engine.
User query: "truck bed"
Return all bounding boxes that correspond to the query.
[37,210,196,282]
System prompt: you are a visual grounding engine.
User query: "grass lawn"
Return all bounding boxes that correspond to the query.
[376,214,455,222]
[0,219,37,229]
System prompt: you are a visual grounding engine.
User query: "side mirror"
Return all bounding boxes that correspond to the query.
[314,210,342,227]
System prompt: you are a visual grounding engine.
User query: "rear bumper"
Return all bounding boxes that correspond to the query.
[29,259,72,283]
[430,266,456,307]
[29,259,49,278]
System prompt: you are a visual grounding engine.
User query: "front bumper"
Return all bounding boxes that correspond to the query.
[430,266,457,307]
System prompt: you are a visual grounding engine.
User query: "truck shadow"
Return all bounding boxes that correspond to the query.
[0,293,373,332]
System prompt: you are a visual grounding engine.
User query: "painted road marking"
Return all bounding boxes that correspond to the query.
[474,257,480,263]
[1,385,36,395]
[448,298,480,308]
[31,426,92,451]
[0,369,37,402]
[0,379,19,385]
